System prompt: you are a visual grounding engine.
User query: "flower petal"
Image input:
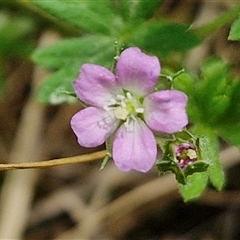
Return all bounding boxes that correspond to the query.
[144,90,188,134]
[116,47,160,96]
[73,64,121,107]
[112,119,157,172]
[71,107,119,147]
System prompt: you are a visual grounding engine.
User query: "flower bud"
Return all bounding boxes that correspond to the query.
[174,143,197,168]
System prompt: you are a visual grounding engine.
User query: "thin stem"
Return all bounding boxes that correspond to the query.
[0,150,107,171]
[191,3,240,38]
[160,69,185,81]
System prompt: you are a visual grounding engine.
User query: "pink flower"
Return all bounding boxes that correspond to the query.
[71,47,188,172]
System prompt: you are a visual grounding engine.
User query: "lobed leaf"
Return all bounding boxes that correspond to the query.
[179,172,208,202]
[32,35,115,69]
[116,0,162,21]
[228,17,240,41]
[129,22,201,58]
[37,67,77,104]
[197,130,225,191]
[187,58,231,125]
[31,0,123,35]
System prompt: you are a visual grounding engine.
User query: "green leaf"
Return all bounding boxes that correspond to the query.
[179,172,208,202]
[173,71,195,95]
[221,81,240,124]
[129,22,201,57]
[215,80,240,145]
[188,58,231,125]
[217,122,240,146]
[228,17,240,41]
[186,58,240,147]
[197,132,225,190]
[33,36,116,104]
[184,161,209,176]
[0,15,34,56]
[37,68,77,104]
[31,0,123,35]
[32,36,115,69]
[157,160,186,185]
[116,0,162,21]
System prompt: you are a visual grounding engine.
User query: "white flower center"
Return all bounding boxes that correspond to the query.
[103,91,144,121]
[114,107,129,120]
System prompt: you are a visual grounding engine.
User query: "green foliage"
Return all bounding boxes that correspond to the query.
[173,71,196,94]
[216,80,240,145]
[197,133,225,191]
[0,11,35,96]
[187,58,231,125]
[32,36,115,69]
[194,126,225,191]
[116,0,162,21]
[228,17,240,41]
[174,58,240,145]
[33,36,116,103]
[179,172,208,202]
[0,14,34,56]
[129,23,201,57]
[184,161,209,176]
[31,0,123,35]
[37,68,78,104]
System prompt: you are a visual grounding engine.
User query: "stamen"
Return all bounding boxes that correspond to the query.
[126,92,133,99]
[187,149,197,159]
[109,98,117,105]
[103,105,111,112]
[124,118,134,132]
[121,101,127,108]
[114,107,129,120]
[135,107,144,113]
[116,94,125,100]
[104,92,145,122]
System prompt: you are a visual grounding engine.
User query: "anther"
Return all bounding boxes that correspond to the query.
[109,98,117,105]
[121,101,127,108]
[187,149,197,159]
[116,94,125,100]
[135,107,144,113]
[126,92,133,99]
[114,107,129,120]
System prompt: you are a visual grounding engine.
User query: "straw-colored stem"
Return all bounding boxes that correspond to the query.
[0,150,107,171]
